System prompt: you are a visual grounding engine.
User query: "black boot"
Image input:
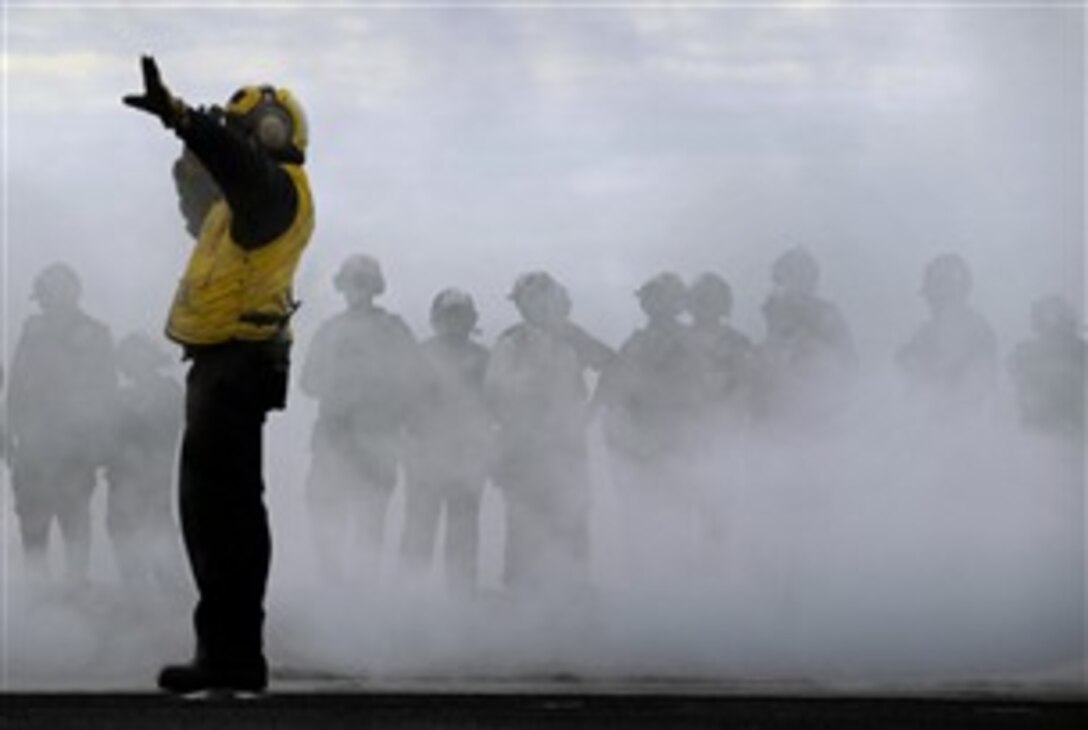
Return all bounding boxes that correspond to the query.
[157,657,268,696]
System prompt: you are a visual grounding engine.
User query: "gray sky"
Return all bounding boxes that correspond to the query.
[2,1,1083,354]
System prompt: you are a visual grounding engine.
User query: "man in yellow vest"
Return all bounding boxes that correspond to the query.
[124,56,314,696]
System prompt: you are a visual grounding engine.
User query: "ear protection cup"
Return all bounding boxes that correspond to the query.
[253,102,292,150]
[225,84,307,161]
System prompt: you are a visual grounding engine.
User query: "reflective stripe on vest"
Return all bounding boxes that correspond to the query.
[166,164,314,345]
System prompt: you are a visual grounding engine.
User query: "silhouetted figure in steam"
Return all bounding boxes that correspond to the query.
[686,272,754,430]
[599,273,699,465]
[401,289,493,592]
[8,263,117,586]
[749,247,856,432]
[597,272,702,579]
[1008,295,1086,439]
[485,272,613,595]
[104,332,185,594]
[685,271,754,557]
[897,254,998,418]
[301,254,426,582]
[172,146,221,239]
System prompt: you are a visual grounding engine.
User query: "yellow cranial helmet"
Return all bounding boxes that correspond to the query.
[225,84,308,162]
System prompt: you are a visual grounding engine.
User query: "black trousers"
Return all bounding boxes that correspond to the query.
[179,340,287,668]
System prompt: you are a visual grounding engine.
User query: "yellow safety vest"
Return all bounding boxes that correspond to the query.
[166,164,314,345]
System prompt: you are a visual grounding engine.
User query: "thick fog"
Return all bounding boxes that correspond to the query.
[0,4,1084,693]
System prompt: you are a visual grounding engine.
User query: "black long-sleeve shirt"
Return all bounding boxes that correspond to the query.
[175,108,298,250]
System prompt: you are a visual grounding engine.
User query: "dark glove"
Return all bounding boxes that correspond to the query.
[123,55,186,129]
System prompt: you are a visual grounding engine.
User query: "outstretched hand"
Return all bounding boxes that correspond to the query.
[123,55,183,128]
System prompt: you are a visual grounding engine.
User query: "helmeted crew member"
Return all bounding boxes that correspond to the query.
[104,332,185,594]
[8,263,117,586]
[401,288,493,592]
[750,246,856,432]
[897,253,998,418]
[686,272,754,430]
[485,272,613,594]
[300,254,426,582]
[124,55,315,696]
[598,272,700,467]
[684,271,754,563]
[1008,295,1086,438]
[596,272,703,584]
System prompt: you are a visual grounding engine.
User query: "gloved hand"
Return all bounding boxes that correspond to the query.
[123,55,186,128]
